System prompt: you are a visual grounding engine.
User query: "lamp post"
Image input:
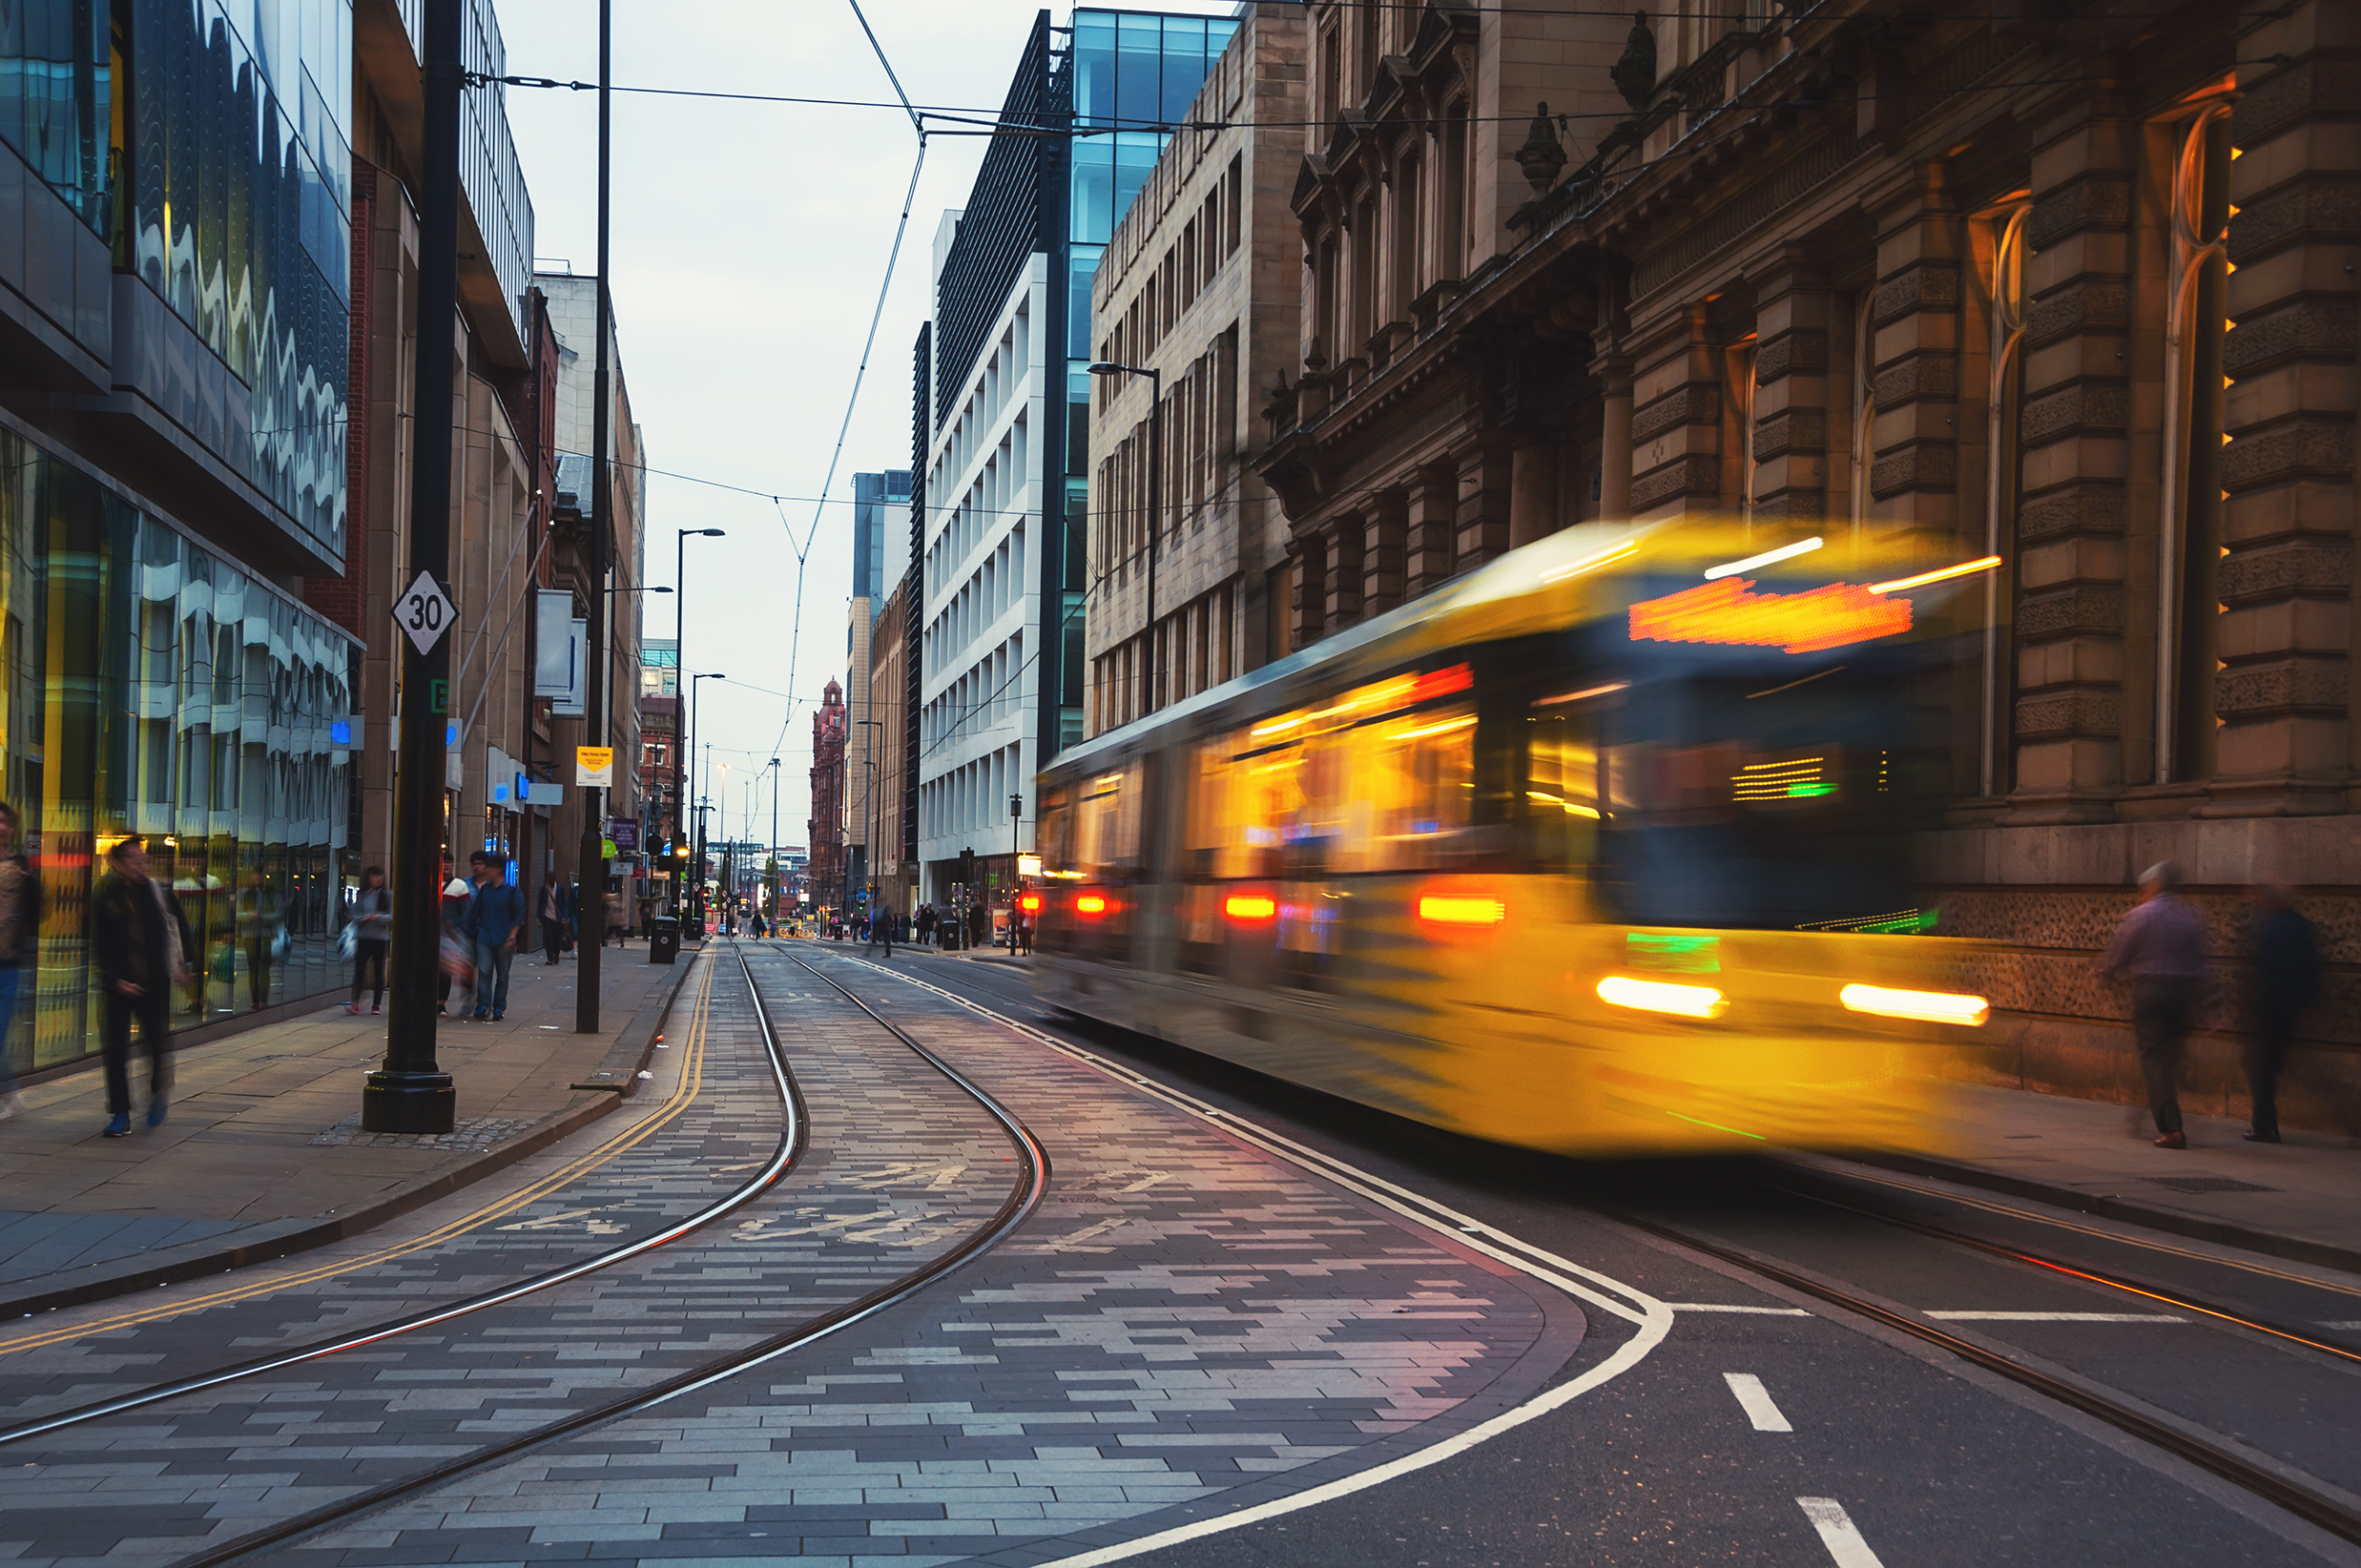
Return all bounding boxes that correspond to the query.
[573,0,615,1037]
[1087,361,1162,716]
[685,671,725,937]
[767,756,781,922]
[671,529,725,920]
[368,0,464,1132]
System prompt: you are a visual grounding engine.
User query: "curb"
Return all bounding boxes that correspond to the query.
[1834,1148,2361,1277]
[0,954,704,1322]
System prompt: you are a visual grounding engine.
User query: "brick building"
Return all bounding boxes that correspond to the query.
[808,679,849,919]
[1216,0,2358,1128]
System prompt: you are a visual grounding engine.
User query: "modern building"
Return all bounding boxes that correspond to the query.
[914,7,1235,907]
[808,678,848,918]
[1,0,362,1065]
[846,470,909,914]
[1251,0,2360,1130]
[1086,6,1306,734]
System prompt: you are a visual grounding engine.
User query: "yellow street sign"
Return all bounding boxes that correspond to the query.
[575,746,615,787]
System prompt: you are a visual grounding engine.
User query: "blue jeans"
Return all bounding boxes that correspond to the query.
[472,939,514,1015]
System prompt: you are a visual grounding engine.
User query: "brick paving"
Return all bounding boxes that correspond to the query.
[275,946,1586,1568]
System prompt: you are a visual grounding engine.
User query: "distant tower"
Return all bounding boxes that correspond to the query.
[807,680,849,910]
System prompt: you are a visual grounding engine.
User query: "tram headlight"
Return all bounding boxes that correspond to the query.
[1839,983,1989,1026]
[1597,975,1729,1019]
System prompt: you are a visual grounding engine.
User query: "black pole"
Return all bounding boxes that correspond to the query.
[365,0,462,1133]
[672,533,688,922]
[575,0,611,1031]
[770,757,779,923]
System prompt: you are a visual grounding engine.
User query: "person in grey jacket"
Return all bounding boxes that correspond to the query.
[347,865,391,1015]
[2097,860,2213,1149]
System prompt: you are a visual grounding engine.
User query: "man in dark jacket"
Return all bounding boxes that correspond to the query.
[460,853,526,1021]
[93,836,193,1136]
[2243,884,2320,1144]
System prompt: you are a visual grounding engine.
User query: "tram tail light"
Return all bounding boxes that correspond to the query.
[1597,975,1728,1019]
[1018,894,1042,913]
[1224,894,1277,921]
[1073,894,1108,917]
[1419,896,1504,925]
[1839,983,1989,1026]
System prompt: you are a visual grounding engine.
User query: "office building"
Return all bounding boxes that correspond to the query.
[1086,6,1304,733]
[1,0,362,1065]
[845,471,909,916]
[914,7,1234,906]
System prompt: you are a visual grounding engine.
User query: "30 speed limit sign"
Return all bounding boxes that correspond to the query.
[394,570,457,655]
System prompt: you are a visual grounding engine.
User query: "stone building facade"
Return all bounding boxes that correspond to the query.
[808,679,849,919]
[1085,4,1308,735]
[1241,0,2360,1129]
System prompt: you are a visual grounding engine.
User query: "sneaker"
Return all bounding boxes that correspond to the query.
[371,1003,381,1014]
[492,1010,505,1021]
[0,1091,22,1122]
[347,1001,362,1015]
[147,1099,168,1128]
[103,1113,130,1138]
[472,1010,489,1021]
[2154,1131,2186,1149]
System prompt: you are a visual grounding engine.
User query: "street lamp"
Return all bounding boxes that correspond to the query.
[671,528,726,924]
[1088,361,1163,717]
[685,671,726,936]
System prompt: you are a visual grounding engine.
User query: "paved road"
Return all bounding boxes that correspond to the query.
[0,942,2352,1568]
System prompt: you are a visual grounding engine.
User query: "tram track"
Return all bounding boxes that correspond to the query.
[881,951,2361,1557]
[127,940,1047,1568]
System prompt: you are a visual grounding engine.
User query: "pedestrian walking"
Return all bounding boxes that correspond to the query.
[2242,883,2320,1145]
[0,802,34,1122]
[538,873,565,964]
[868,907,894,957]
[347,866,390,1014]
[236,869,281,1013]
[916,904,935,948]
[2096,860,2212,1149]
[1012,909,1031,957]
[438,874,473,1012]
[460,853,525,1021]
[604,887,625,946]
[92,836,193,1137]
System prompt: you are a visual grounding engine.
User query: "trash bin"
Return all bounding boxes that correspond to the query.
[648,915,679,965]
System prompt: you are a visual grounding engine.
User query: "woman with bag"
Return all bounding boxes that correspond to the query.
[346,867,390,1015]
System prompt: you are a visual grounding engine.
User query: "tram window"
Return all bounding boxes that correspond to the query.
[1525,712,1604,869]
[1037,787,1074,877]
[1074,762,1143,878]
[1319,704,1476,873]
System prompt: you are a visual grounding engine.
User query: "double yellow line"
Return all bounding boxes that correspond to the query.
[0,955,719,1357]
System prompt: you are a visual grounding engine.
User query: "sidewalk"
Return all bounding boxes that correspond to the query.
[0,939,697,1315]
[1841,1081,2361,1274]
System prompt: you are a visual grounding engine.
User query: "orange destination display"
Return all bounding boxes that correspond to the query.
[1628,577,1913,655]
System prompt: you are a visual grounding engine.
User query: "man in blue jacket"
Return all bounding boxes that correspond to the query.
[461,852,527,1021]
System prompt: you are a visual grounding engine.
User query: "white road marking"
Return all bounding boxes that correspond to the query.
[1723,1372,1792,1432]
[1798,1497,1886,1567]
[1667,1302,1813,1315]
[1925,1310,2191,1322]
[2320,1321,2361,1331]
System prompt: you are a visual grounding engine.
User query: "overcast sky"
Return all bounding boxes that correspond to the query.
[498,0,1237,852]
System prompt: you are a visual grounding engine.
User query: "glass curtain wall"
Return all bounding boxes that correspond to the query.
[0,426,354,1071]
[116,0,352,562]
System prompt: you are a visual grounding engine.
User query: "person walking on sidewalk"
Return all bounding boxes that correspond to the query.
[2242,883,2320,1145]
[2097,860,2213,1149]
[0,802,34,1121]
[438,873,473,1013]
[538,873,565,964]
[461,853,525,1021]
[93,836,193,1137]
[867,905,894,958]
[347,866,390,1015]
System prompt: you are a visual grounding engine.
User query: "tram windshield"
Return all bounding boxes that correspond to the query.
[1530,641,1948,934]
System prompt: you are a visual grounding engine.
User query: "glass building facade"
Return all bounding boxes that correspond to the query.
[0,424,354,1071]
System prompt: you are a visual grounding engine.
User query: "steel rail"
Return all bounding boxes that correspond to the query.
[0,951,804,1447]
[1752,1170,2361,1369]
[1602,1204,2361,1548]
[161,941,1048,1568]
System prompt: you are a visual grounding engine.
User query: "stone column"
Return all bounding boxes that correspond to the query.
[2206,6,2358,816]
[1326,520,1365,629]
[2005,85,2138,823]
[1405,464,1458,596]
[1596,351,1634,518]
[1508,442,1560,547]
[1456,441,1513,570]
[1292,538,1325,652]
[1865,162,1964,534]
[1629,304,1722,520]
[1748,245,1832,526]
[1363,489,1408,615]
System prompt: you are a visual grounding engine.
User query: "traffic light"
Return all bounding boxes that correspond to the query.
[959,847,976,886]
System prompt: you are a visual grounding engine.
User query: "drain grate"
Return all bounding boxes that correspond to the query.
[311,1115,536,1152]
[2146,1175,2280,1195]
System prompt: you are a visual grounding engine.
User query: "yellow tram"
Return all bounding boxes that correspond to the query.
[1032,521,1993,1158]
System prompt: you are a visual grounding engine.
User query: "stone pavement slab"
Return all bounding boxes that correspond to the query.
[1846,1080,2361,1272]
[0,939,696,1313]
